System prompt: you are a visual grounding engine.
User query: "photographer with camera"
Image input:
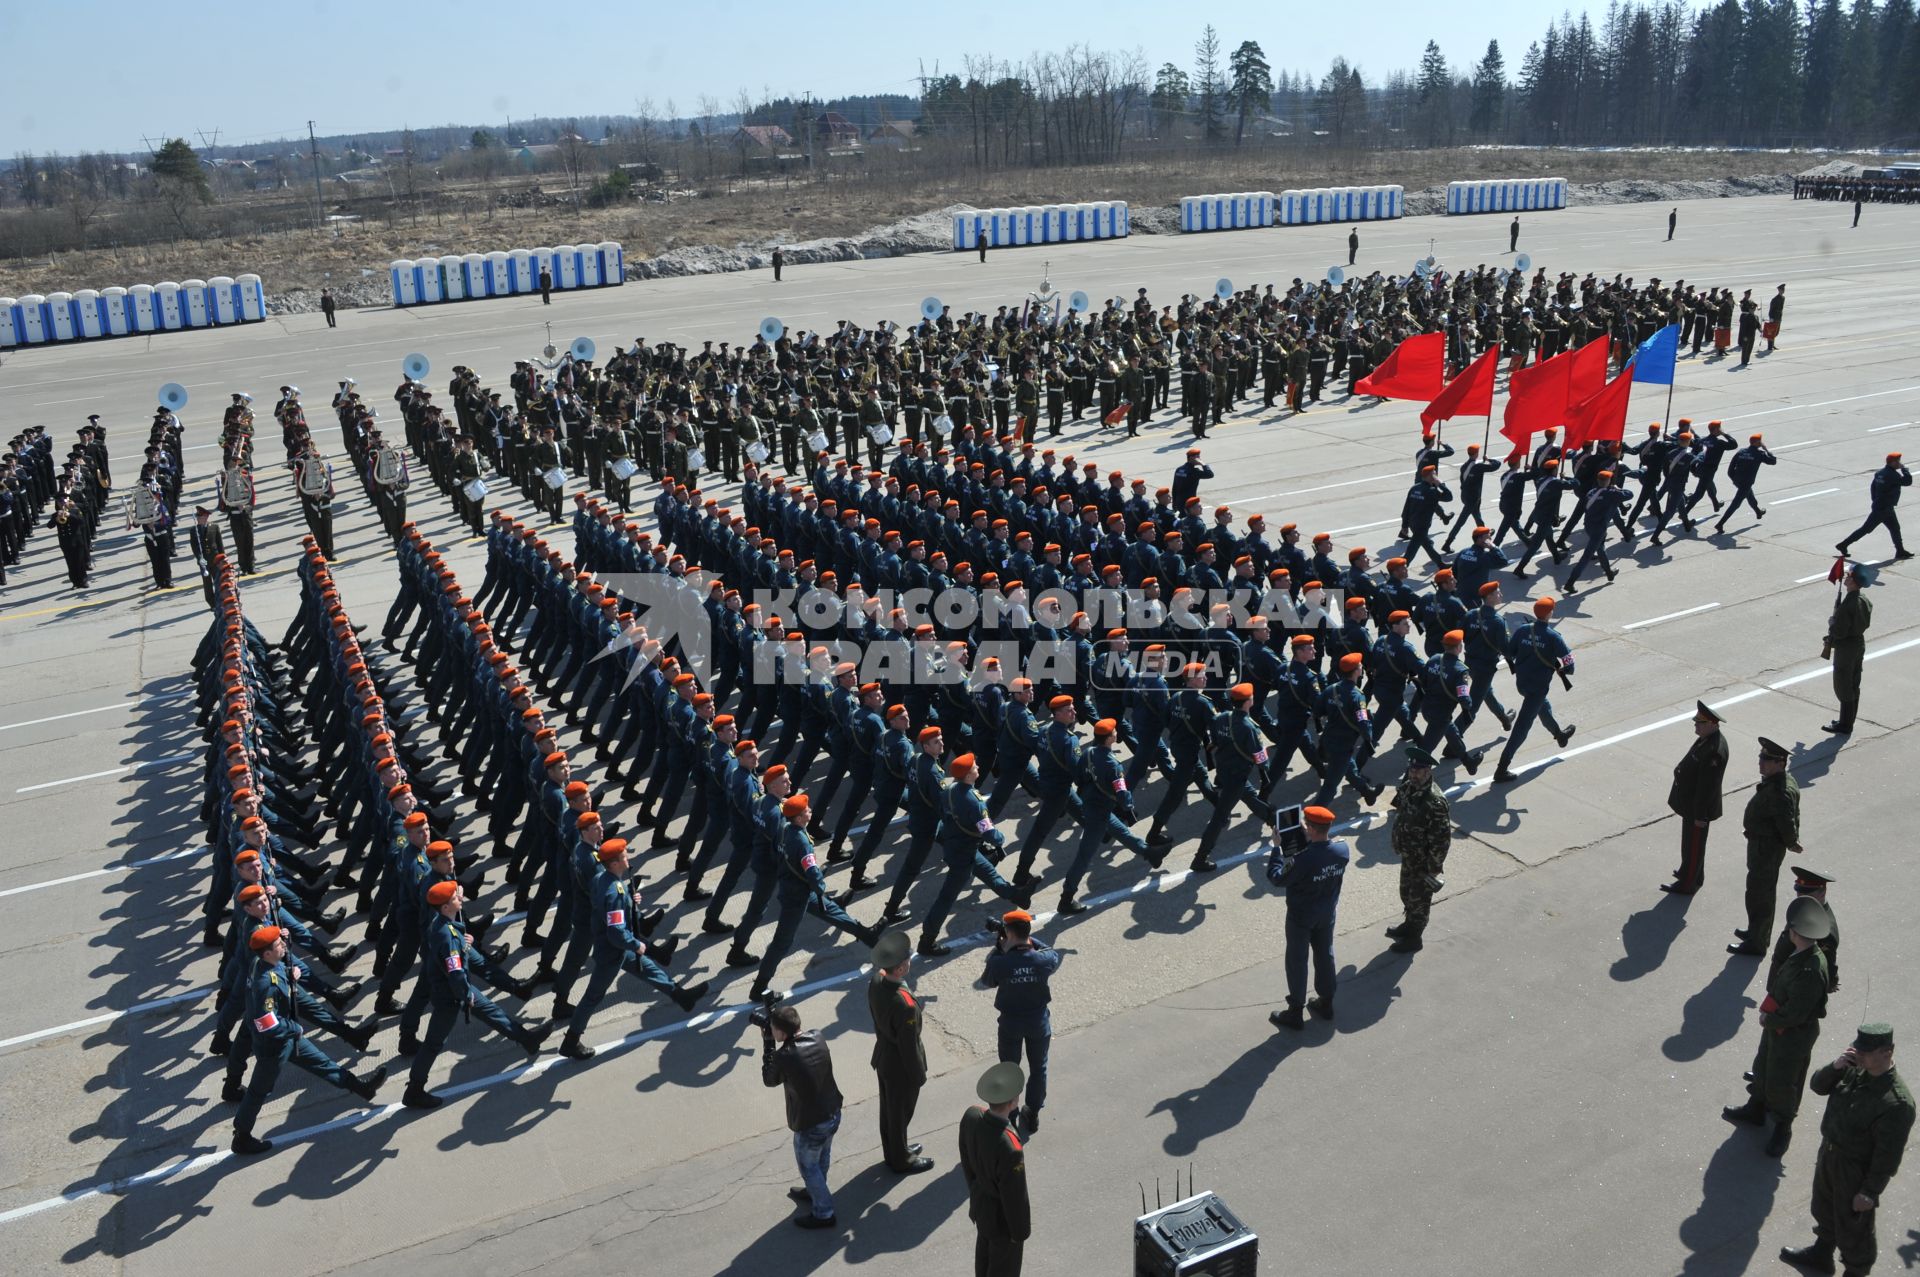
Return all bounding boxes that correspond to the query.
[983,909,1061,1136]
[1266,804,1350,1032]
[758,1003,845,1230]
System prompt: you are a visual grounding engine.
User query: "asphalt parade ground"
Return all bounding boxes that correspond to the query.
[0,194,1915,1275]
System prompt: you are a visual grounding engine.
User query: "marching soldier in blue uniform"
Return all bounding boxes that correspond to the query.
[1195,685,1277,872]
[1315,652,1383,805]
[1714,432,1776,534]
[231,927,387,1155]
[1493,597,1577,783]
[557,839,706,1059]
[749,795,882,1004]
[918,753,1029,953]
[1059,719,1158,913]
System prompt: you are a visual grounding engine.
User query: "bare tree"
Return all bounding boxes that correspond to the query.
[696,95,720,179]
[557,120,591,211]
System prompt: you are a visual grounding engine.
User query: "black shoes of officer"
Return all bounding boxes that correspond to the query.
[917,936,951,958]
[1765,1119,1794,1157]
[1495,707,1516,731]
[1308,995,1334,1021]
[518,1022,555,1057]
[1728,941,1766,956]
[1553,726,1576,749]
[725,946,760,968]
[1145,827,1174,849]
[552,997,576,1018]
[1461,748,1484,776]
[372,994,403,1019]
[231,1133,274,1156]
[1722,1099,1766,1126]
[672,980,710,1012]
[1822,721,1852,734]
[1362,780,1386,805]
[1269,1005,1305,1030]
[319,943,355,973]
[1390,932,1425,953]
[348,1064,389,1101]
[1897,548,1917,560]
[878,903,912,928]
[317,908,347,936]
[342,1023,375,1053]
[222,1079,246,1104]
[1190,855,1218,873]
[793,1213,838,1230]
[649,935,680,967]
[558,1032,596,1061]
[701,915,735,936]
[683,880,713,904]
[891,1156,935,1175]
[401,1085,443,1110]
[1779,1240,1837,1273]
[1020,1107,1040,1135]
[1057,895,1087,916]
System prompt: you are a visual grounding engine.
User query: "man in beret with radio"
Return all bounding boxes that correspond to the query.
[1267,805,1349,1030]
[1782,1023,1914,1275]
[984,909,1060,1136]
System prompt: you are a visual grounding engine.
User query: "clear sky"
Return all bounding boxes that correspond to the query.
[7,0,1563,155]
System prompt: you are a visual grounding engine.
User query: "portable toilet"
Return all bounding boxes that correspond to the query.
[575,245,601,288]
[485,250,510,296]
[460,252,486,297]
[17,294,48,342]
[952,214,970,250]
[438,255,465,301]
[42,293,74,341]
[1180,197,1197,233]
[237,275,265,321]
[71,289,102,338]
[388,260,413,306]
[597,241,623,283]
[1084,202,1104,238]
[1013,211,1034,247]
[526,247,553,290]
[504,248,532,293]
[547,245,573,289]
[178,280,208,327]
[97,287,127,335]
[416,259,443,304]
[125,283,154,331]
[0,299,16,347]
[205,276,236,324]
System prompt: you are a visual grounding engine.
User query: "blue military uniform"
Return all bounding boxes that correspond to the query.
[984,938,1062,1118]
[1495,616,1576,778]
[1267,834,1351,1018]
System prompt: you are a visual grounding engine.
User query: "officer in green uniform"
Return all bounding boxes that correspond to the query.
[1724,896,1831,1157]
[712,405,741,482]
[1822,562,1874,734]
[868,931,935,1174]
[960,1061,1032,1277]
[1730,736,1803,957]
[1014,371,1040,443]
[1767,866,1841,994]
[1384,745,1451,953]
[1781,1023,1914,1276]
[231,926,387,1155]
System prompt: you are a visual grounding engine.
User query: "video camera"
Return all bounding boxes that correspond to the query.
[748,1006,773,1031]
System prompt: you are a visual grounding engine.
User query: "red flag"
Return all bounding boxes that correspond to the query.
[1355,332,1446,401]
[1563,364,1635,449]
[1420,345,1500,429]
[1828,556,1847,584]
[1567,335,1610,402]
[1499,336,1610,449]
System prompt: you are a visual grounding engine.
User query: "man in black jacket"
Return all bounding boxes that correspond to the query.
[761,1004,844,1229]
[1664,701,1729,896]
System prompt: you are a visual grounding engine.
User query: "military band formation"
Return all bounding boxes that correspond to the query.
[22,247,1913,1277]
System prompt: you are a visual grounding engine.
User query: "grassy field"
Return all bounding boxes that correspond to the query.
[0,146,1863,298]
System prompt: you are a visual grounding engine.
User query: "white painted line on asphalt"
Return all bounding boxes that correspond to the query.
[1237,471,1403,503]
[1796,556,1889,585]
[1730,386,1920,420]
[14,751,196,794]
[1771,488,1838,505]
[1868,422,1913,433]
[0,702,132,733]
[1771,440,1821,451]
[7,630,1920,1227]
[1622,602,1720,631]
[0,989,210,1051]
[0,849,197,899]
[1330,517,1399,536]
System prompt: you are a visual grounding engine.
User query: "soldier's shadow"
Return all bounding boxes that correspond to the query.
[1610,891,1690,983]
[1674,1128,1786,1275]
[1785,738,1842,792]
[1662,955,1757,1063]
[711,1160,967,1274]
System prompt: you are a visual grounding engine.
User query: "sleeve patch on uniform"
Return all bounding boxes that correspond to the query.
[252,1011,280,1032]
[1003,1129,1024,1153]
[1253,747,1269,765]
[976,817,994,834]
[1113,777,1127,792]
[800,852,818,872]
[606,908,625,927]
[445,953,464,972]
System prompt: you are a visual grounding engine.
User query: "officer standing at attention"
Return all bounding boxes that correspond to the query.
[960,1061,1032,1277]
[1384,746,1451,953]
[1267,805,1349,1031]
[869,931,934,1175]
[1822,562,1875,735]
[1348,227,1360,266]
[1509,215,1521,253]
[1491,596,1576,784]
[983,909,1060,1136]
[1780,1023,1914,1276]
[1723,896,1832,1157]
[1664,701,1729,896]
[1834,453,1913,561]
[1729,736,1803,956]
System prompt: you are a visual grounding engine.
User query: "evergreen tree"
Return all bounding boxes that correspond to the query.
[1470,39,1507,135]
[1195,25,1226,142]
[1228,40,1274,144]
[1152,63,1192,137]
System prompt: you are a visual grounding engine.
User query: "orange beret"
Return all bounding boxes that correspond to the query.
[949,753,977,776]
[1302,805,1336,826]
[781,794,810,818]
[404,811,429,828]
[426,881,459,906]
[248,926,284,952]
[1229,683,1255,702]
[1338,652,1365,673]
[597,837,628,861]
[1442,629,1465,646]
[1532,597,1556,618]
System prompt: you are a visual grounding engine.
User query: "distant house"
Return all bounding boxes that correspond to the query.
[811,111,862,146]
[866,120,917,149]
[733,125,793,153]
[514,143,562,168]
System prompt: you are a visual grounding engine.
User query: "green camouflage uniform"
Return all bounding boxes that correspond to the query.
[1389,774,1452,934]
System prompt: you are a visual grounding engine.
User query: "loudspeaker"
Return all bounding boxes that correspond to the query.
[1134,1192,1257,1276]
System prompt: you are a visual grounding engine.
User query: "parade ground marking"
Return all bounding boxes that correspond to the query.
[14,751,196,795]
[2,631,1917,1225]
[1769,488,1838,506]
[1622,602,1720,631]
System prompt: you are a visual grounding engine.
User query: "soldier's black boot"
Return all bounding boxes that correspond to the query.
[1778,1240,1836,1274]
[725,945,760,968]
[231,1131,273,1156]
[401,1085,442,1110]
[1268,1003,1305,1030]
[1390,928,1425,953]
[558,1032,596,1061]
[1384,920,1409,940]
[1307,994,1334,1020]
[672,980,710,1012]
[1721,1098,1766,1126]
[348,1064,389,1101]
[1764,1118,1793,1157]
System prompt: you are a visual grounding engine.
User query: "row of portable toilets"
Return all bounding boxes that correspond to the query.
[390,243,625,307]
[951,203,1129,251]
[1445,178,1567,214]
[1179,186,1406,232]
[1,277,267,347]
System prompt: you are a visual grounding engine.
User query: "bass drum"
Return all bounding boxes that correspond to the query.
[746,441,769,465]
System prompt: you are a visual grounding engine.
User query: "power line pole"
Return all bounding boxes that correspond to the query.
[802,91,813,177]
[307,121,325,231]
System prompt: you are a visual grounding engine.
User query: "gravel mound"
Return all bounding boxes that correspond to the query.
[263,173,1798,311]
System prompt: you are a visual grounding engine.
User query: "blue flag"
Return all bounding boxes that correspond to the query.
[1627,323,1679,386]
